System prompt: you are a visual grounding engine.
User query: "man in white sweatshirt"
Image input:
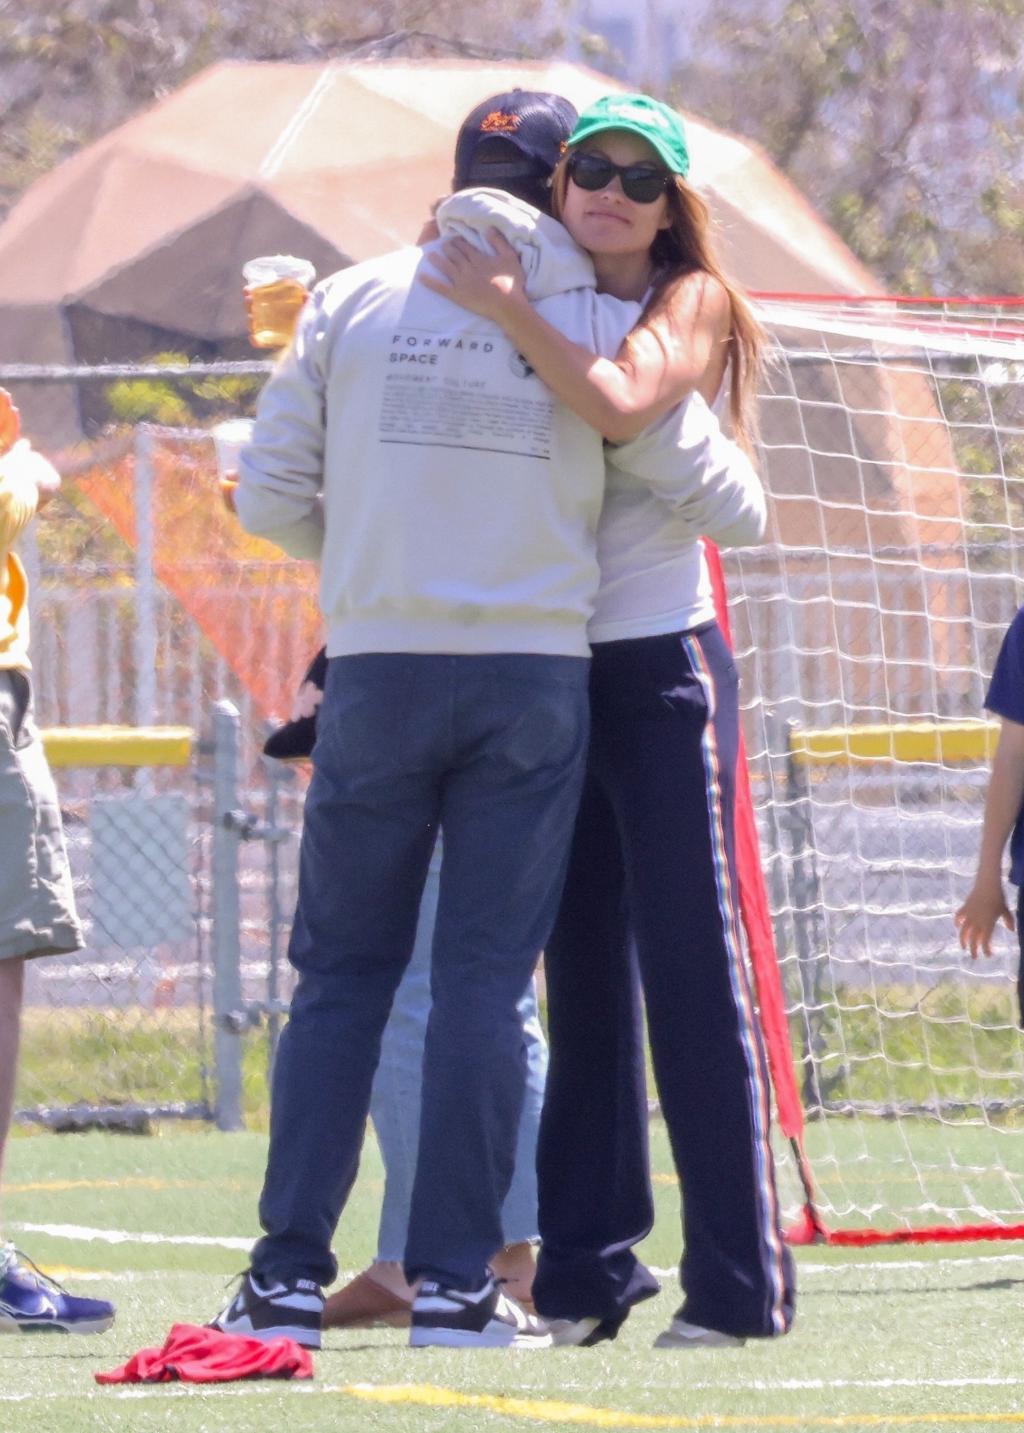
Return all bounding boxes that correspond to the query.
[213,91,764,1353]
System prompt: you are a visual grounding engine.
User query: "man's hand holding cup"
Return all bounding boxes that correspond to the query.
[242,255,315,349]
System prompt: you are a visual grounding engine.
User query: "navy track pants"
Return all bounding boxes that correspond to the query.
[534,623,796,1338]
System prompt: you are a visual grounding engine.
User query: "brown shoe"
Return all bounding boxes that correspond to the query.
[321,1269,413,1330]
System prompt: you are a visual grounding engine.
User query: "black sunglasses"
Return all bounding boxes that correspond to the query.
[566,150,671,205]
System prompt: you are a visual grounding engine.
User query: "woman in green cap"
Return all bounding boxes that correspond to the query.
[424,92,795,1351]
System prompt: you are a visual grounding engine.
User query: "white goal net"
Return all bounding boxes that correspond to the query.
[726,296,1024,1241]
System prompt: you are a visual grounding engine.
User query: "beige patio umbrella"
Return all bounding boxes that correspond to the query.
[0,57,876,442]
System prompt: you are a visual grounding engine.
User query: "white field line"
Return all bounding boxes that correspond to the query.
[38,1270,233,1282]
[11,1267,372,1285]
[14,1224,1024,1273]
[652,1252,1024,1277]
[8,1221,252,1252]
[798,1253,1024,1274]
[43,1253,1024,1284]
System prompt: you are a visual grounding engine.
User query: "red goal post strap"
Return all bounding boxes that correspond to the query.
[706,542,828,1240]
[823,1223,1024,1247]
[704,540,804,1142]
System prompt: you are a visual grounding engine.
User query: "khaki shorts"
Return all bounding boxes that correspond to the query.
[0,669,84,962]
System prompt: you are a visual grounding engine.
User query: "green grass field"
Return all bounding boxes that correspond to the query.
[18,981,1024,1128]
[3,1121,1023,1433]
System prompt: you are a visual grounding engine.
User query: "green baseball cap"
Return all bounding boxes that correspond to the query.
[568,94,689,177]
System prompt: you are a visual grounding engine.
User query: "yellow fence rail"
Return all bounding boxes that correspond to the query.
[40,725,195,768]
[788,720,1000,767]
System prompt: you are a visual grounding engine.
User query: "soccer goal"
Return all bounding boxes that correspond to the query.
[725,295,1024,1244]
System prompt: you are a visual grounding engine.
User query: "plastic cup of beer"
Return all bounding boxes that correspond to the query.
[211,418,254,477]
[242,255,315,349]
[211,418,254,512]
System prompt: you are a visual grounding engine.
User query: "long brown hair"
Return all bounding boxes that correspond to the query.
[551,156,764,451]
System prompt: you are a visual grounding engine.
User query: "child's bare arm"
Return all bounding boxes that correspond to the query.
[954,716,1024,957]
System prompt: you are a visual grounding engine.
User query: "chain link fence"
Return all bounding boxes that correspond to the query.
[15,702,303,1131]
[19,724,209,1128]
[6,351,1023,1157]
[7,372,308,1128]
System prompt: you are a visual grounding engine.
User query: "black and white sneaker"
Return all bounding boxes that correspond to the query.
[208,1270,323,1349]
[410,1275,552,1348]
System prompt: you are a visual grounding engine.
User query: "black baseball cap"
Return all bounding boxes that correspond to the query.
[452,89,578,192]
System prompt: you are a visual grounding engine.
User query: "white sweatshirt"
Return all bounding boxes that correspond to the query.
[235,190,764,656]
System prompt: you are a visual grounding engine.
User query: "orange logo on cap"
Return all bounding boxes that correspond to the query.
[480,111,522,134]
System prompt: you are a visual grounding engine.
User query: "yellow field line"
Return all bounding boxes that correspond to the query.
[340,1383,1024,1428]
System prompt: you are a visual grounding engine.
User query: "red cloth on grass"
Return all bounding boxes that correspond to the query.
[95,1322,314,1384]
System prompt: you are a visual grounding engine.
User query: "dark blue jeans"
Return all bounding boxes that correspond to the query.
[253,651,589,1290]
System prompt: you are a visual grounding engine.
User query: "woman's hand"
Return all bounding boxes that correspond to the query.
[420,229,528,321]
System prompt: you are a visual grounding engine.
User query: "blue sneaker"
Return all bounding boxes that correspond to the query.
[0,1243,115,1334]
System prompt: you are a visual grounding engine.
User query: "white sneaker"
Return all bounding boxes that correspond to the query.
[549,1316,616,1347]
[654,1316,745,1349]
[410,1275,552,1348]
